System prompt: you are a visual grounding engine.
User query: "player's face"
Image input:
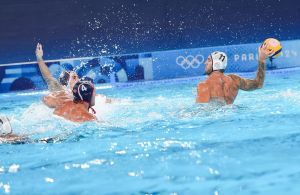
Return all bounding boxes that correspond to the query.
[205,56,213,75]
[68,71,79,90]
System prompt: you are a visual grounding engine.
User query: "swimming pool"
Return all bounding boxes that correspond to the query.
[1,68,300,194]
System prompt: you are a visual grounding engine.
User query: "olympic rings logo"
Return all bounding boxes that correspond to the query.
[176,53,204,70]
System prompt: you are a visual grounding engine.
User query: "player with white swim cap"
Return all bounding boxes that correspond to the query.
[0,115,29,143]
[0,114,68,144]
[0,115,12,135]
[196,43,275,104]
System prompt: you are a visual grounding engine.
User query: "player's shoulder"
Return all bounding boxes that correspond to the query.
[227,73,238,78]
[226,74,243,88]
[197,81,208,89]
[227,74,242,81]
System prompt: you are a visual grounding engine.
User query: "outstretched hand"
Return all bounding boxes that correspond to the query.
[259,42,275,61]
[36,43,44,61]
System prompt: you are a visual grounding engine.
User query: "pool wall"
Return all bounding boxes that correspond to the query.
[0,39,299,93]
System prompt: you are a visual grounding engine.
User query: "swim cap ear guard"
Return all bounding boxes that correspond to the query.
[210,51,227,71]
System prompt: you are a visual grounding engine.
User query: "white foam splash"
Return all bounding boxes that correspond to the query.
[147,112,163,120]
[64,165,70,170]
[94,95,117,120]
[115,150,126,155]
[80,164,90,169]
[208,167,220,175]
[20,103,53,122]
[45,177,54,183]
[280,89,300,102]
[67,159,106,170]
[8,164,19,173]
[163,140,195,149]
[72,164,80,168]
[128,172,136,177]
[128,170,144,177]
[0,183,10,194]
[89,159,106,165]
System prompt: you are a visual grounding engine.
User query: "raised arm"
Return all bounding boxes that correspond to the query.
[229,43,275,91]
[35,43,63,92]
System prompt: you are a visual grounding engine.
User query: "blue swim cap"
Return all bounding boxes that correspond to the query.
[72,81,94,104]
[80,76,94,84]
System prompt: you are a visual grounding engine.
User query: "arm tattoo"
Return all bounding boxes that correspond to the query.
[255,60,266,88]
[239,60,266,91]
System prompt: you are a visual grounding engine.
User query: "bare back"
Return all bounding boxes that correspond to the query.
[197,72,239,104]
[196,43,273,105]
[53,100,97,122]
[43,91,71,108]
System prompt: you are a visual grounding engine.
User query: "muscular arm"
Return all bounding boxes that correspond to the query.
[229,60,266,91]
[37,60,63,92]
[36,43,63,92]
[228,42,274,91]
[196,82,210,103]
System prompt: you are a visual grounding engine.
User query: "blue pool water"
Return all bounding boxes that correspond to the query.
[1,69,300,194]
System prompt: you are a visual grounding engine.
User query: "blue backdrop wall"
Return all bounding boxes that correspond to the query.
[0,0,299,64]
[0,39,299,93]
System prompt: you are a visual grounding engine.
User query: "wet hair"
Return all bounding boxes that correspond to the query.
[59,71,70,86]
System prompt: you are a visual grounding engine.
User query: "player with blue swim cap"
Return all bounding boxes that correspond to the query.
[53,78,98,122]
[35,44,112,122]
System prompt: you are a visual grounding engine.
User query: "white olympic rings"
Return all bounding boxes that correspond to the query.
[176,53,204,69]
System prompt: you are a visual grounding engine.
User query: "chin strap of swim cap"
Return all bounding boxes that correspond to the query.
[0,115,12,135]
[89,107,96,114]
[211,51,227,71]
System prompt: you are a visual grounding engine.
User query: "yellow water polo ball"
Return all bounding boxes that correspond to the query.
[263,38,282,59]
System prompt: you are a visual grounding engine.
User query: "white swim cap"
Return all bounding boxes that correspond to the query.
[0,115,12,135]
[210,51,227,71]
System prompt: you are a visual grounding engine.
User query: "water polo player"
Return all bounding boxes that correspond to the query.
[36,43,112,108]
[1,114,66,144]
[0,114,29,144]
[53,79,98,122]
[196,39,280,104]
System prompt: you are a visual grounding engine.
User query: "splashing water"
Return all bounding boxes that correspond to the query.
[1,72,300,194]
